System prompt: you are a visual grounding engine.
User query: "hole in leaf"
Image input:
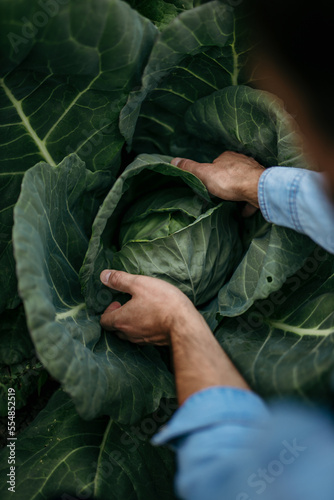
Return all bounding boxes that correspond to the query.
[267,276,273,283]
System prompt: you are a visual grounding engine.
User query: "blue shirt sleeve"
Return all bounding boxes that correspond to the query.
[258,167,334,253]
[152,387,334,500]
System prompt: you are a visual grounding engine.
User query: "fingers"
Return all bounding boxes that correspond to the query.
[100,303,144,343]
[100,302,126,332]
[100,269,138,294]
[104,301,122,313]
[171,157,209,178]
[101,301,122,333]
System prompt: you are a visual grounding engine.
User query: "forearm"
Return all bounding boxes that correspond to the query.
[99,269,250,405]
[170,311,250,405]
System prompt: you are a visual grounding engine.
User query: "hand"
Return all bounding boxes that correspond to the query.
[100,270,199,346]
[172,151,265,217]
[100,270,249,403]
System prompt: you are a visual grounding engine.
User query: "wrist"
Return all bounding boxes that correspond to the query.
[169,306,211,345]
[240,167,264,207]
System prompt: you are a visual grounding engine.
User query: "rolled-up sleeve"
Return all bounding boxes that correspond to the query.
[258,167,334,253]
[152,387,270,500]
[152,387,334,500]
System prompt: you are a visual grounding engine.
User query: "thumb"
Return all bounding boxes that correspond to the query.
[100,269,137,294]
[171,157,209,177]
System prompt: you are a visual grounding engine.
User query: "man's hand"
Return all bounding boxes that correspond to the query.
[100,269,198,346]
[172,151,265,217]
[100,269,249,404]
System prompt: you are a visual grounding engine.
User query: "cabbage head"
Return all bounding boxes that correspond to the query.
[82,154,243,309]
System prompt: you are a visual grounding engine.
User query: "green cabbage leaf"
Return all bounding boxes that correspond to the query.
[0,390,176,500]
[2,2,334,499]
[81,154,242,309]
[13,154,174,421]
[0,0,156,311]
[10,1,328,423]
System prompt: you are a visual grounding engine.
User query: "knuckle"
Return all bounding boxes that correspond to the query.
[214,151,232,163]
[129,274,141,292]
[132,274,140,285]
[226,150,241,159]
[179,159,195,171]
[109,270,123,287]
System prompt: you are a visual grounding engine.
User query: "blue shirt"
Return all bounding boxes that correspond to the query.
[152,388,334,500]
[258,167,334,253]
[152,168,334,499]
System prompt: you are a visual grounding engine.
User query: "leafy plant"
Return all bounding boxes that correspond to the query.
[0,0,157,312]
[1,1,334,499]
[0,305,47,415]
[13,154,174,423]
[81,153,242,311]
[0,390,177,500]
[216,250,334,400]
[124,0,194,30]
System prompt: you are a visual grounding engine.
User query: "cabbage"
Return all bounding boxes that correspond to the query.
[1,2,334,498]
[114,184,242,306]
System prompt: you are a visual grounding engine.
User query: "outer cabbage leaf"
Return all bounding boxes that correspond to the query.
[215,250,334,400]
[0,358,45,417]
[80,153,242,310]
[0,305,45,415]
[0,305,33,365]
[0,0,157,311]
[13,154,174,421]
[120,0,250,154]
[181,85,316,317]
[0,390,176,500]
[125,0,194,29]
[181,85,307,167]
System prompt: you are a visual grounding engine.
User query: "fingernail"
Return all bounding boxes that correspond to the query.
[100,270,111,284]
[171,157,182,167]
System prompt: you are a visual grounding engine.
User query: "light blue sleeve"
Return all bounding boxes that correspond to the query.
[152,387,334,500]
[258,167,334,253]
[152,387,270,500]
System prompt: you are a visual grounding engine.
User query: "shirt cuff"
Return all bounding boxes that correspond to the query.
[258,166,307,231]
[151,386,270,446]
[258,166,334,252]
